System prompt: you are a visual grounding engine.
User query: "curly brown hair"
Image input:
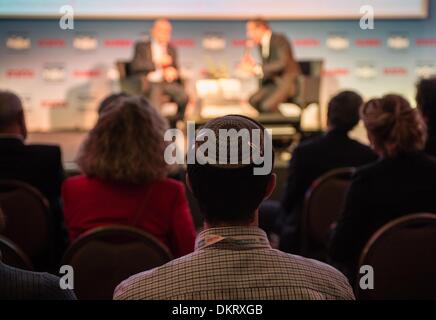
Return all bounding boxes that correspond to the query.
[77,96,170,184]
[361,94,427,158]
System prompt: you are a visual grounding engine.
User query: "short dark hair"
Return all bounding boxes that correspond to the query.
[97,92,129,115]
[0,91,23,132]
[247,17,270,30]
[416,77,436,128]
[187,115,274,225]
[327,90,363,132]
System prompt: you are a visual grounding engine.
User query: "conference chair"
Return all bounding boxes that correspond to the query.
[0,235,33,271]
[62,225,173,300]
[0,180,53,270]
[356,213,436,300]
[300,167,355,259]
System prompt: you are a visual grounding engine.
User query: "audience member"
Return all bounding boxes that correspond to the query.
[114,115,354,300]
[62,96,195,258]
[0,90,67,269]
[0,208,76,300]
[97,92,129,115]
[329,94,436,281]
[416,77,436,157]
[261,91,377,253]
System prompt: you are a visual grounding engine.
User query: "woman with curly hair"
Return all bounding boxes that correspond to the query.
[62,96,195,257]
[329,94,436,280]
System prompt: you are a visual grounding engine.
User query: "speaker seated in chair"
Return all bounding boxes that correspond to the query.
[116,60,187,126]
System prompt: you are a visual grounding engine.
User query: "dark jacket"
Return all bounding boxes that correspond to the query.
[329,151,436,279]
[130,40,179,76]
[258,32,301,96]
[281,130,377,220]
[425,129,436,158]
[0,137,67,267]
[0,261,76,300]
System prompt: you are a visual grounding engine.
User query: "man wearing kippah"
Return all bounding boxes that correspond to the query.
[114,115,354,300]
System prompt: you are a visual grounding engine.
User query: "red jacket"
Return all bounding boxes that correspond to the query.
[62,176,196,258]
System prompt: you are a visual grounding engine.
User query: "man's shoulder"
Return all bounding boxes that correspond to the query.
[114,248,354,300]
[271,250,353,296]
[0,263,76,300]
[114,251,198,300]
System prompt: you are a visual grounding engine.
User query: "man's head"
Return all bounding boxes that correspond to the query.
[0,91,27,139]
[151,18,172,45]
[246,18,270,45]
[327,90,363,133]
[187,115,276,227]
[416,77,436,129]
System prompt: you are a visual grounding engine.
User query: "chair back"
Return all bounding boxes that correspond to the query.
[62,225,173,300]
[301,167,355,258]
[356,213,436,300]
[0,235,33,271]
[295,60,323,109]
[116,61,132,80]
[0,180,52,266]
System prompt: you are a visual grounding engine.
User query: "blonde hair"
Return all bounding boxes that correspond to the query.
[77,96,169,184]
[361,94,427,158]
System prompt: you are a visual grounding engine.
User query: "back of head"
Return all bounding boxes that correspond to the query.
[77,96,169,184]
[327,90,363,132]
[247,17,270,30]
[416,77,436,129]
[361,94,427,157]
[97,92,129,115]
[0,91,25,136]
[187,115,274,226]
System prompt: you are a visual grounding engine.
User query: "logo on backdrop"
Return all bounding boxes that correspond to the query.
[42,64,66,82]
[202,34,226,51]
[415,61,436,79]
[40,99,68,109]
[5,69,35,78]
[326,34,350,51]
[355,62,377,80]
[387,34,410,50]
[6,33,31,51]
[73,34,98,51]
[383,66,408,76]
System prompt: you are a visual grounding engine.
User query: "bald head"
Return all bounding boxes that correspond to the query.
[0,91,27,138]
[151,18,172,45]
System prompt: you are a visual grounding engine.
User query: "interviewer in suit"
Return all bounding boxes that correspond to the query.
[130,19,188,123]
[0,91,67,270]
[240,18,301,113]
[329,94,436,282]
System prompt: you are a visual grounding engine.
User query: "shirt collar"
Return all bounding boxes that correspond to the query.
[195,226,271,250]
[261,31,272,48]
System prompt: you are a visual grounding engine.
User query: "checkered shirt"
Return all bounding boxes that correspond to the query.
[113,226,355,300]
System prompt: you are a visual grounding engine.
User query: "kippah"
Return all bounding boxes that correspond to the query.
[191,115,268,169]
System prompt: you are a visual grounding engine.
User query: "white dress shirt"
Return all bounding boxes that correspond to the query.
[261,30,272,59]
[147,40,167,83]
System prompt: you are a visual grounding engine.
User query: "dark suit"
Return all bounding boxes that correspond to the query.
[0,261,76,300]
[249,32,301,112]
[130,40,188,122]
[0,137,67,269]
[260,130,377,253]
[426,129,436,158]
[329,151,436,281]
